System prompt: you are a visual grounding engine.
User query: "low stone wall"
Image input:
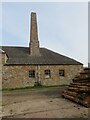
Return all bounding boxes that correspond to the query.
[2,64,83,89]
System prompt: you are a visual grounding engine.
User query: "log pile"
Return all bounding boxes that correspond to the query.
[62,67,90,107]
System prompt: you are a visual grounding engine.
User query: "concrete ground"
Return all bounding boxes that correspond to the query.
[1,87,89,118]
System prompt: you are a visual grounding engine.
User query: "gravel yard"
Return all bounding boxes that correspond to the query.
[2,87,89,118]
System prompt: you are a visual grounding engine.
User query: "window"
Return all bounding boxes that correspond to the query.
[29,70,35,78]
[59,70,65,76]
[44,70,51,78]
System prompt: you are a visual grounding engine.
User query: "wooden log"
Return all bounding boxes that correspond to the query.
[77,92,88,100]
[79,74,90,79]
[63,90,77,97]
[80,71,90,74]
[63,90,88,100]
[73,79,90,83]
[68,86,89,92]
[70,83,90,87]
[84,68,90,71]
[69,84,90,88]
[62,67,90,107]
[69,85,89,89]
[84,96,90,107]
[62,93,90,107]
[73,77,90,81]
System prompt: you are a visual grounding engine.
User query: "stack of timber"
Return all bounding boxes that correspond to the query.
[62,67,90,107]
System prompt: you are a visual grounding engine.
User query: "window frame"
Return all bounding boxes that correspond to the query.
[29,70,35,78]
[44,69,51,78]
[59,70,65,77]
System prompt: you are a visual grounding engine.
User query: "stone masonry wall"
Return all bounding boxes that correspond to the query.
[0,53,2,90]
[2,64,83,89]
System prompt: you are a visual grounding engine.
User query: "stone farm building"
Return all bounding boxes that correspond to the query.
[1,12,83,89]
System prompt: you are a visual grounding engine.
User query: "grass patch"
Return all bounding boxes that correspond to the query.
[2,84,68,91]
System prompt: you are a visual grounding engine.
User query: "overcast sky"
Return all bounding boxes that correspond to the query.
[1,2,88,66]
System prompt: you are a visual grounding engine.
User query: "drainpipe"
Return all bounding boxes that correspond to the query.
[36,64,41,85]
[88,63,90,68]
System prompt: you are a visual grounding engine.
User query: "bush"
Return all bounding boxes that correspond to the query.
[34,81,42,86]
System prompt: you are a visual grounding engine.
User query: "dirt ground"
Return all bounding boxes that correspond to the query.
[1,87,89,118]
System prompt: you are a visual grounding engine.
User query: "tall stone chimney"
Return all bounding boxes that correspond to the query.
[29,12,40,56]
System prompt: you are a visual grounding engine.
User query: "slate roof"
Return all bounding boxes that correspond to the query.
[1,46,83,65]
